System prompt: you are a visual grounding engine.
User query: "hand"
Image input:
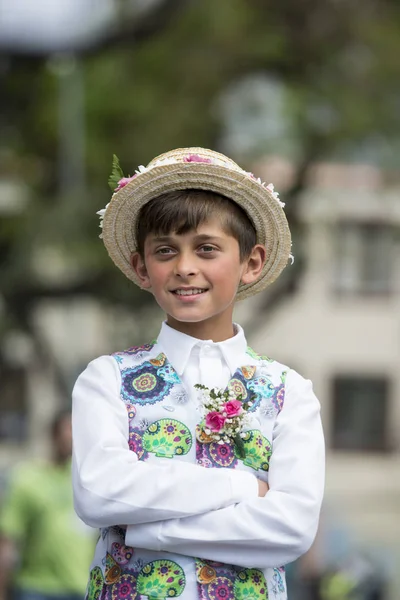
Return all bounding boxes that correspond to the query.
[257,479,269,497]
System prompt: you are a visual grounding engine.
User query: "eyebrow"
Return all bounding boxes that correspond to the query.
[150,234,225,243]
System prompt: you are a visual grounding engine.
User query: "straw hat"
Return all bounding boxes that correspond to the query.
[98,147,292,300]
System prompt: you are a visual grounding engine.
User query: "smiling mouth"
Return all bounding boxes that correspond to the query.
[172,288,208,296]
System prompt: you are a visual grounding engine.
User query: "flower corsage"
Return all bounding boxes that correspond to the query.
[195,384,255,459]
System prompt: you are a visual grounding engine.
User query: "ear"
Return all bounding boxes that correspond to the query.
[240,244,267,286]
[130,252,152,289]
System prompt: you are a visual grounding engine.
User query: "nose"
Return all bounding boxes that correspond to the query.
[174,251,198,278]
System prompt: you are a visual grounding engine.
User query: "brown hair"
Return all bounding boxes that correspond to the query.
[136,189,257,261]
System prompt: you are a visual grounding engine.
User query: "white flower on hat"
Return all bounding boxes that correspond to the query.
[135,165,148,175]
[264,182,285,207]
[96,204,109,220]
[152,157,179,168]
[96,202,110,238]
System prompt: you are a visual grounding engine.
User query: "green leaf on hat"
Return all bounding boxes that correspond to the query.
[108,154,124,192]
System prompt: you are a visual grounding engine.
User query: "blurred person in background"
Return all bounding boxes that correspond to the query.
[0,410,95,600]
[286,512,388,600]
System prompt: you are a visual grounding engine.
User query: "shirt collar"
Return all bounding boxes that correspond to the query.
[157,321,248,376]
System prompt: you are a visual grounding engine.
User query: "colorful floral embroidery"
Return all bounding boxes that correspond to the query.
[246,346,273,362]
[136,560,186,599]
[234,568,268,599]
[111,542,134,566]
[271,373,287,413]
[196,561,268,600]
[149,353,166,367]
[100,558,189,600]
[224,367,276,413]
[104,553,122,584]
[259,374,287,418]
[157,363,181,384]
[196,440,213,468]
[196,430,238,469]
[121,360,174,405]
[208,440,237,467]
[207,576,235,600]
[246,376,275,412]
[196,561,236,600]
[241,365,257,379]
[143,419,192,458]
[126,403,136,420]
[197,427,271,472]
[128,428,148,460]
[229,362,286,415]
[227,377,248,401]
[272,568,285,595]
[86,566,104,600]
[123,343,156,356]
[110,571,137,600]
[197,563,218,584]
[112,342,156,365]
[235,430,271,471]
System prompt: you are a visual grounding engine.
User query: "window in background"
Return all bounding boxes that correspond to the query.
[334,222,396,295]
[331,375,390,452]
[0,365,28,441]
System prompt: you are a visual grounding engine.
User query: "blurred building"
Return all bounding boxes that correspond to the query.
[239,161,400,598]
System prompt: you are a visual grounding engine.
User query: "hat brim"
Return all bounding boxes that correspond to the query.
[102,162,291,301]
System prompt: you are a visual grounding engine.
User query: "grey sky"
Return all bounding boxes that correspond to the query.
[0,0,115,53]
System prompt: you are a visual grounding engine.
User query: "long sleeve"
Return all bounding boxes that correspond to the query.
[72,356,258,529]
[126,370,325,569]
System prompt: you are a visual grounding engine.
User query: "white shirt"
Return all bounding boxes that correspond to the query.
[72,322,325,599]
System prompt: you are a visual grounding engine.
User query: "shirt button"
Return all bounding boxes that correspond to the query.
[203,345,211,354]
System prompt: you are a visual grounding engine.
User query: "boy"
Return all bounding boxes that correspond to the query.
[72,147,325,600]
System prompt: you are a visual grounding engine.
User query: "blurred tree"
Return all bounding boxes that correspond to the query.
[1,0,400,379]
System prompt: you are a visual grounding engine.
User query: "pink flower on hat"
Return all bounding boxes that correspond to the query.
[115,175,137,192]
[205,411,226,432]
[184,154,212,164]
[222,400,243,418]
[247,172,263,184]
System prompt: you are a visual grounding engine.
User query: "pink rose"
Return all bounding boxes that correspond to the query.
[205,411,226,432]
[115,174,137,191]
[223,400,243,417]
[183,154,212,164]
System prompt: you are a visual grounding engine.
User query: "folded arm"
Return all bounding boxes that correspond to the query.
[72,356,258,529]
[126,370,325,569]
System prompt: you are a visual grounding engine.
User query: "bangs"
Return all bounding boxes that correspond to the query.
[136,189,256,260]
[142,192,218,237]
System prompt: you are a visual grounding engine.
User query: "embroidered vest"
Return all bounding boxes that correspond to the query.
[85,342,289,600]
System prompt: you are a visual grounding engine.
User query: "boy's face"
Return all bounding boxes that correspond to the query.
[131,217,266,340]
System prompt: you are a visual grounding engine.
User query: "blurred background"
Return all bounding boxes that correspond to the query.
[1,0,399,598]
